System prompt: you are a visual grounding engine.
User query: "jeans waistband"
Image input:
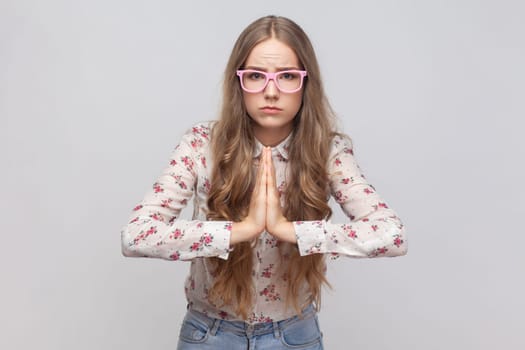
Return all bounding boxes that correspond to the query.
[186,305,316,337]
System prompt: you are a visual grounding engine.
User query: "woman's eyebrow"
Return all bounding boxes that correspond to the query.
[244,66,301,71]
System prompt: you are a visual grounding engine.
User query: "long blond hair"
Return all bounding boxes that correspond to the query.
[207,15,336,320]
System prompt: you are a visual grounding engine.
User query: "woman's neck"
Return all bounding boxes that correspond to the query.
[253,125,293,147]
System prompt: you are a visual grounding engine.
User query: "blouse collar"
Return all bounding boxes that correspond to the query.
[253,131,293,160]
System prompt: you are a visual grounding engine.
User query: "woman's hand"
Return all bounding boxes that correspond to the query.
[230,148,268,245]
[264,147,297,244]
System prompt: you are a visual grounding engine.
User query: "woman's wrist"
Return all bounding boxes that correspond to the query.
[268,221,297,244]
[230,221,263,245]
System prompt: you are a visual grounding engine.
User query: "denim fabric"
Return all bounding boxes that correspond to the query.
[176,305,324,349]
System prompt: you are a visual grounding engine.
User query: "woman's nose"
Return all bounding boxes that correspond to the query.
[263,79,279,99]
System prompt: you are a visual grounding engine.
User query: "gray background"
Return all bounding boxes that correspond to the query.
[2,0,524,349]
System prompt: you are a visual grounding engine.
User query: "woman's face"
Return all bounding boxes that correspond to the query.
[242,37,303,145]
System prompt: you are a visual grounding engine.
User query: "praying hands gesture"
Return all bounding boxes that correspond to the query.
[230,147,297,245]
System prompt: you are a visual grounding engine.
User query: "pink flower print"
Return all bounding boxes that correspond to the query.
[334,158,342,166]
[133,226,157,244]
[364,188,374,195]
[371,224,379,231]
[170,229,183,239]
[196,222,203,228]
[153,183,164,193]
[170,159,177,166]
[201,233,213,245]
[190,137,203,149]
[190,241,202,251]
[133,204,143,211]
[181,156,194,171]
[261,264,274,278]
[190,277,195,290]
[261,316,272,323]
[276,153,286,162]
[334,190,348,203]
[306,242,323,254]
[342,224,357,239]
[192,126,210,139]
[361,218,369,222]
[249,313,273,323]
[341,178,350,185]
[169,251,180,260]
[259,284,281,302]
[201,156,207,167]
[373,202,388,210]
[343,147,354,155]
[150,212,163,221]
[219,311,228,319]
[178,180,187,190]
[203,178,211,193]
[180,198,188,206]
[161,198,173,208]
[130,217,139,224]
[224,223,232,231]
[373,247,388,256]
[393,235,404,247]
[265,236,278,248]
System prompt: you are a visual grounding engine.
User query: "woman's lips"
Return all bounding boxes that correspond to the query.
[260,106,282,115]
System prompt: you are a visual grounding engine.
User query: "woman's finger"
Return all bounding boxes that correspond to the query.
[261,147,268,192]
[267,148,279,197]
[253,149,265,195]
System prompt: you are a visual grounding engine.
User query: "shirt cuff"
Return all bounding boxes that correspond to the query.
[201,221,233,260]
[293,220,327,256]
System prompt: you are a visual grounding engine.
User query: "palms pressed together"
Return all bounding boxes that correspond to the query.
[230,147,296,245]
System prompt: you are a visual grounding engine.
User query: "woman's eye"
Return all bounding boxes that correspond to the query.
[248,72,264,80]
[280,72,297,80]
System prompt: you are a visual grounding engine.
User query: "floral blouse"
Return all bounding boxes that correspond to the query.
[120,122,407,324]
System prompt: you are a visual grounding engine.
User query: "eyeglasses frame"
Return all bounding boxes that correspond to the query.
[236,69,308,93]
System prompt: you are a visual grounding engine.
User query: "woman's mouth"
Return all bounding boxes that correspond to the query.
[260,106,282,114]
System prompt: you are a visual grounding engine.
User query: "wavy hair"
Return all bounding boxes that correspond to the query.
[206,15,337,320]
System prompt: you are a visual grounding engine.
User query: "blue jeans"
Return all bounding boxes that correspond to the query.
[176,305,324,349]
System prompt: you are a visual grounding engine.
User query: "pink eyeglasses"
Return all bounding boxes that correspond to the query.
[236,69,308,93]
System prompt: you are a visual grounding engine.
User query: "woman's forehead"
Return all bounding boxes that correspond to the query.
[245,38,299,69]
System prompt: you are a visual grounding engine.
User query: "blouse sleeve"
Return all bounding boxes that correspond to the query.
[293,135,407,258]
[120,124,233,261]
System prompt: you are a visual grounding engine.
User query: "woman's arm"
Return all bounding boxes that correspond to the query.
[120,124,233,261]
[294,135,408,258]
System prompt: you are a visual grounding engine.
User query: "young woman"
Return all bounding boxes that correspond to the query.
[121,15,407,349]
